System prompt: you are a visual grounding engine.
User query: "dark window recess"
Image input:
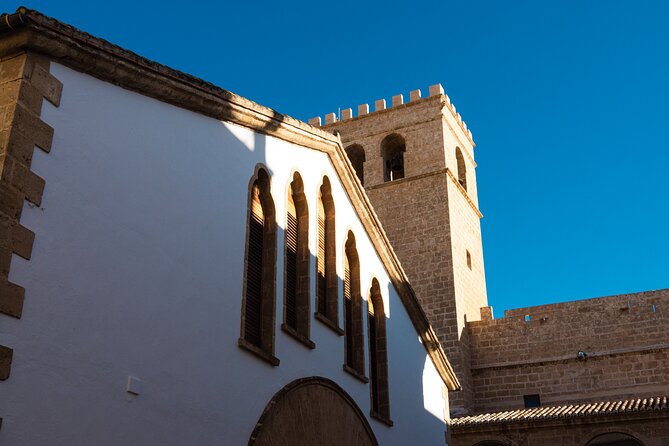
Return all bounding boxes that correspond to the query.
[315,178,338,329]
[524,394,541,408]
[368,310,378,410]
[343,232,365,376]
[344,263,353,367]
[244,187,264,346]
[456,147,467,191]
[381,134,406,182]
[285,209,298,329]
[466,250,472,270]
[345,144,366,185]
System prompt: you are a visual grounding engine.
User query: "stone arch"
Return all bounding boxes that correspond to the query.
[248,377,379,446]
[585,432,645,446]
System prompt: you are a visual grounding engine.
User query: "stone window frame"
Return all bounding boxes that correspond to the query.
[239,166,279,366]
[368,278,392,426]
[381,133,406,182]
[314,176,343,335]
[343,230,368,382]
[281,171,314,349]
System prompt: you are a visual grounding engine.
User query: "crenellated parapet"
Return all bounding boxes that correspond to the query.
[308,84,474,144]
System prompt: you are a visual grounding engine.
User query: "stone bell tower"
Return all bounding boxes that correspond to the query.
[310,85,487,415]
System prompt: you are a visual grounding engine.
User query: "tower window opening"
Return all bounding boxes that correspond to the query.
[345,144,366,186]
[523,394,541,408]
[466,250,472,270]
[381,133,406,182]
[456,147,467,191]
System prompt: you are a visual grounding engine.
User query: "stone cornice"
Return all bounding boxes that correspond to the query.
[0,8,460,390]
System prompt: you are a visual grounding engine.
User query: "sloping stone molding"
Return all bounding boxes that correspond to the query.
[248,376,379,446]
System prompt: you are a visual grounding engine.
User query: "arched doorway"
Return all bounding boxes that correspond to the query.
[248,377,378,446]
[586,432,644,446]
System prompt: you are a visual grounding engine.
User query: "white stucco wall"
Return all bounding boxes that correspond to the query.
[0,64,447,445]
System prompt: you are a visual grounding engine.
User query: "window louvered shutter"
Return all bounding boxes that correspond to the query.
[317,201,326,315]
[245,185,264,346]
[344,262,353,367]
[368,311,379,412]
[285,200,298,329]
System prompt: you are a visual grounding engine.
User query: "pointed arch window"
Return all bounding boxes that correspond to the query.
[381,134,406,182]
[345,144,366,185]
[456,147,467,191]
[368,279,391,424]
[315,177,342,334]
[240,168,279,365]
[282,172,313,348]
[344,232,366,380]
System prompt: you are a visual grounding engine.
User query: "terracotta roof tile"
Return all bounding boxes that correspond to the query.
[450,396,669,428]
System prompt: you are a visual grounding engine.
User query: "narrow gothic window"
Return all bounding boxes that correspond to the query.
[344,232,365,378]
[240,168,278,364]
[368,279,391,423]
[316,177,340,331]
[345,144,366,185]
[381,133,406,182]
[283,172,312,347]
[456,147,467,191]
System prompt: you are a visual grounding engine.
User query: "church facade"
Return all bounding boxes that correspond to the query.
[0,8,458,446]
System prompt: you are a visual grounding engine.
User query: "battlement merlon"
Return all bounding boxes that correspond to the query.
[308,84,476,147]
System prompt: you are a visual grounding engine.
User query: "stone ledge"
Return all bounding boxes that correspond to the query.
[343,363,369,384]
[281,323,316,349]
[314,311,344,336]
[238,338,280,366]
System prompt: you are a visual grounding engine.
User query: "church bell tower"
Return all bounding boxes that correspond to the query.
[311,84,488,415]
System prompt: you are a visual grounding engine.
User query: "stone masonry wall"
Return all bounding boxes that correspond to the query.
[445,174,488,412]
[468,289,669,413]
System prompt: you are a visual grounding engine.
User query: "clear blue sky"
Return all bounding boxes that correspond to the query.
[6,1,668,315]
